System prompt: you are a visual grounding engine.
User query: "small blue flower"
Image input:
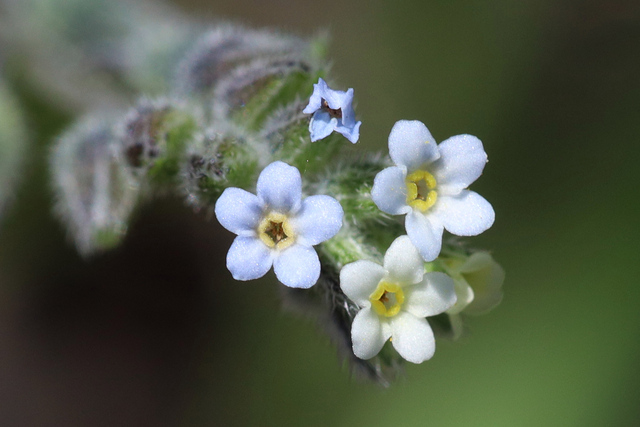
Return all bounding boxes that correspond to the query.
[303,78,361,143]
[214,161,344,288]
[371,120,495,262]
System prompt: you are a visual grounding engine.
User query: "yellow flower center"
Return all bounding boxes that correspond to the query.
[258,212,295,250]
[369,281,405,317]
[406,169,438,212]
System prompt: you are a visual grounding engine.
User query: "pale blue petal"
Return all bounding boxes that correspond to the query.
[405,210,444,262]
[256,161,301,213]
[335,120,360,143]
[389,312,435,363]
[404,272,457,317]
[433,134,488,195]
[383,236,424,285]
[388,120,439,171]
[351,307,391,360]
[226,236,273,281]
[291,195,343,246]
[321,83,350,112]
[273,244,320,288]
[340,89,355,125]
[431,191,495,236]
[371,167,411,216]
[309,111,337,142]
[339,260,385,307]
[214,187,263,237]
[302,78,326,114]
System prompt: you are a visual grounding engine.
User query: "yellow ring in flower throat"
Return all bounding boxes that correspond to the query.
[258,212,295,250]
[406,170,437,212]
[370,281,405,317]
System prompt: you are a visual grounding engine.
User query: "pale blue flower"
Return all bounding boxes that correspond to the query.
[371,120,495,262]
[214,161,343,288]
[303,78,361,143]
[340,236,456,363]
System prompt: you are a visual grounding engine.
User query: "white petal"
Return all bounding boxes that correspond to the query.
[291,195,343,246]
[273,244,320,289]
[432,191,495,236]
[404,271,457,317]
[226,236,273,281]
[339,260,385,306]
[309,111,337,142]
[383,236,424,285]
[405,210,444,262]
[214,187,263,237]
[433,134,488,195]
[371,167,411,215]
[446,278,474,315]
[256,161,301,213]
[351,307,391,360]
[389,312,435,363]
[388,120,439,171]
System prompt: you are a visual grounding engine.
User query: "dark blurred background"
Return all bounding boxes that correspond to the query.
[1,0,639,425]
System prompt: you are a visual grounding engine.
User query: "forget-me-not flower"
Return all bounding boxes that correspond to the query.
[340,236,456,363]
[303,77,361,143]
[371,120,495,262]
[215,161,343,289]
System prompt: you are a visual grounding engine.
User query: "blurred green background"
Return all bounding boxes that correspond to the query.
[1,0,639,425]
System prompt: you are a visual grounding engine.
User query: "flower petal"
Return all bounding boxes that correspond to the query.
[256,161,301,213]
[322,83,350,112]
[291,195,343,246]
[404,271,457,317]
[351,307,390,360]
[383,236,424,285]
[432,190,495,236]
[309,111,337,142]
[273,244,320,288]
[302,78,326,114]
[214,187,263,236]
[433,134,488,195]
[371,166,411,215]
[389,312,435,363]
[335,120,361,144]
[405,210,444,262]
[339,260,385,306]
[226,236,273,281]
[337,88,355,126]
[446,277,474,315]
[388,120,439,171]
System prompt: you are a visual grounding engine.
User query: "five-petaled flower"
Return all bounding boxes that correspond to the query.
[215,161,343,289]
[340,235,456,363]
[303,77,361,143]
[371,120,495,262]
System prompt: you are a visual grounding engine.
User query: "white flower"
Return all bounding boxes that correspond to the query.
[303,78,361,143]
[339,236,456,363]
[371,120,495,261]
[214,161,343,288]
[443,251,505,316]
